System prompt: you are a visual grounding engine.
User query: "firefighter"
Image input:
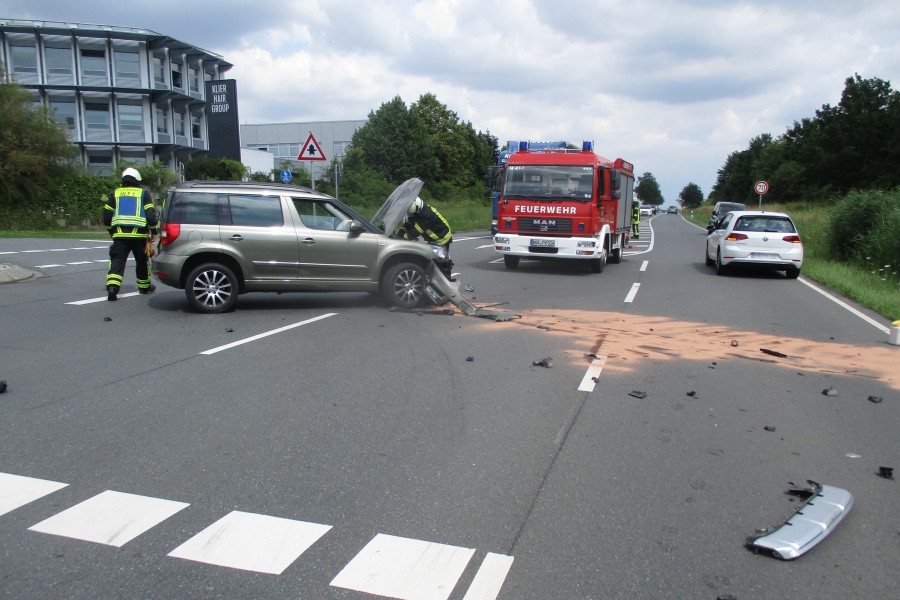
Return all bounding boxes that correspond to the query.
[103,167,158,301]
[396,197,453,253]
[631,202,641,238]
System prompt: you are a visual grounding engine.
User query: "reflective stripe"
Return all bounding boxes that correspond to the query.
[111,187,147,228]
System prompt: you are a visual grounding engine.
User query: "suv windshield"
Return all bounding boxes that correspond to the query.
[503,165,594,201]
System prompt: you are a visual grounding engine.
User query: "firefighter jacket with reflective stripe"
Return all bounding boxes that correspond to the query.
[398,203,452,246]
[632,204,641,224]
[103,186,158,239]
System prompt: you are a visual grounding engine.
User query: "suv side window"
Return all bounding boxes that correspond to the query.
[226,194,284,227]
[167,192,220,225]
[292,198,352,230]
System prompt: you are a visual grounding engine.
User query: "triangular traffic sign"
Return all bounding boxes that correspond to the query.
[298,133,327,161]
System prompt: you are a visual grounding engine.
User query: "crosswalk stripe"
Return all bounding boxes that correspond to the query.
[28,490,189,547]
[463,553,515,600]
[0,472,69,517]
[168,510,332,574]
[331,533,476,600]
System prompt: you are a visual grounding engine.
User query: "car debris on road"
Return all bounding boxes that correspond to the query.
[746,480,853,560]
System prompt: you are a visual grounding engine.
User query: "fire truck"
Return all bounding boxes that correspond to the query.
[493,140,635,272]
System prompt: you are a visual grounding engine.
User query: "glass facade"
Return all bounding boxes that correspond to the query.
[1,19,233,173]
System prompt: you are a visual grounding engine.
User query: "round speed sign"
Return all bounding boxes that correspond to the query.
[755,180,769,194]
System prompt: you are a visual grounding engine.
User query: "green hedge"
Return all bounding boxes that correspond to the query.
[827,188,900,270]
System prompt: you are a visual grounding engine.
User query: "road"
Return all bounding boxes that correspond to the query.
[0,214,897,599]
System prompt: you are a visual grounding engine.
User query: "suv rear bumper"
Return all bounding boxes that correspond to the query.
[747,481,853,560]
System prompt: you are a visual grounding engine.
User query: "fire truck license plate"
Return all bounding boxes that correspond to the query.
[530,239,556,247]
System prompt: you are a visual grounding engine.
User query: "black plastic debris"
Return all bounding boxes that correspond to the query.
[629,390,647,399]
[877,467,894,480]
[532,357,553,368]
[686,391,697,397]
[0,380,7,394]
[764,426,776,432]
[822,386,839,397]
[225,328,234,332]
[591,376,600,383]
[465,356,474,362]
[731,340,739,347]
[103,316,112,322]
[760,348,788,358]
[868,395,883,404]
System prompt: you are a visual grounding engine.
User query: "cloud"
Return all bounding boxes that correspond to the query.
[3,0,899,199]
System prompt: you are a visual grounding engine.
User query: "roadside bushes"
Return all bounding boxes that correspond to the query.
[827,187,900,270]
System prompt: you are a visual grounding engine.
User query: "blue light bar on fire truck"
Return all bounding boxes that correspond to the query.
[582,141,593,152]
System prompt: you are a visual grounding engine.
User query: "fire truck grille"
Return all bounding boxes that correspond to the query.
[518,218,573,233]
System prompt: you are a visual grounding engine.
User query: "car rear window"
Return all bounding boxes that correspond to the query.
[733,216,795,233]
[226,194,284,227]
[166,192,219,225]
[165,192,285,227]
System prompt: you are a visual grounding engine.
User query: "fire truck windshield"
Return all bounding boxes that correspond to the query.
[503,165,594,201]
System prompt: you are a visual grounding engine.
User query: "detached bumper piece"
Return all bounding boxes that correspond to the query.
[424,263,517,321]
[747,480,853,560]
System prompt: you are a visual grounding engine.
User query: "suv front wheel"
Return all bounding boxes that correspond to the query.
[186,263,239,313]
[381,262,426,308]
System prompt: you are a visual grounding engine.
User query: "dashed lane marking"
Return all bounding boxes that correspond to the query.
[624,283,641,303]
[200,313,338,355]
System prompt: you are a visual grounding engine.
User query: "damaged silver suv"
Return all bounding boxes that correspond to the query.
[152,178,453,313]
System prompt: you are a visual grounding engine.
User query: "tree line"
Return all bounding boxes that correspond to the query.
[710,74,900,203]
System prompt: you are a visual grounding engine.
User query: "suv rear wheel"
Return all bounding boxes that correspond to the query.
[186,263,238,313]
[381,262,426,308]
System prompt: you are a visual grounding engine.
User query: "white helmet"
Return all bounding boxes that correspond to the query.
[122,167,142,182]
[408,197,424,215]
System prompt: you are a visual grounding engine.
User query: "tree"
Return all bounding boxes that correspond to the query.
[679,182,704,208]
[183,156,246,181]
[636,172,663,206]
[350,96,437,183]
[0,74,76,212]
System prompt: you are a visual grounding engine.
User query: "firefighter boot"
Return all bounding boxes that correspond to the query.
[107,286,118,301]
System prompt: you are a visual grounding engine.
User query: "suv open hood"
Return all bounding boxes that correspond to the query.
[371,177,424,235]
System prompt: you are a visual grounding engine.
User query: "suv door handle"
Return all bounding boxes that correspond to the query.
[301,237,316,245]
[228,234,244,241]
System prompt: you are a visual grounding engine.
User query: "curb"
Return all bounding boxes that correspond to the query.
[0,263,40,284]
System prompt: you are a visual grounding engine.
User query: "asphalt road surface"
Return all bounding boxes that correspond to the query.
[1,215,897,600]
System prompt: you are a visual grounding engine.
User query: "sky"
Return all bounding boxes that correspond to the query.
[2,0,899,202]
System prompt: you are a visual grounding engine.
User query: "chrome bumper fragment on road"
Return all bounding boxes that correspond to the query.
[747,480,853,560]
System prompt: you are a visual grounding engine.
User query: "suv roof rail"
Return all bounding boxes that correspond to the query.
[176,180,316,193]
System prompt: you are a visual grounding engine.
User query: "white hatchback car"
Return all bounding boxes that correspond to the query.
[705,211,803,278]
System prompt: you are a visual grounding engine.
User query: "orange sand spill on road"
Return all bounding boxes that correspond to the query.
[483,308,899,390]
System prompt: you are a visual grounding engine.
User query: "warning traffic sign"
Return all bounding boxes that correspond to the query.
[298,133,327,161]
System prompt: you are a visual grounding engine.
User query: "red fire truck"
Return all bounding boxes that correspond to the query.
[493,140,635,272]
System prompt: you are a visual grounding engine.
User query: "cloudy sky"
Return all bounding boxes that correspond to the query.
[3,0,898,201]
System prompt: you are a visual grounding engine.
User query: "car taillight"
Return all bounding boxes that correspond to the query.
[783,235,801,243]
[161,222,180,245]
[725,233,748,241]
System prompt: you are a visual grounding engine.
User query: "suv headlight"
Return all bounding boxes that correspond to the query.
[430,244,448,260]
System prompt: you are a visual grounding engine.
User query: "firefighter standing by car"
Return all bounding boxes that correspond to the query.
[396,197,453,253]
[102,167,158,301]
[631,201,641,238]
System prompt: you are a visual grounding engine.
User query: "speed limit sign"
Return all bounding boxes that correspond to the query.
[755,180,769,194]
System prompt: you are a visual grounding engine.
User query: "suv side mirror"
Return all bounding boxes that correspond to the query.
[348,220,366,235]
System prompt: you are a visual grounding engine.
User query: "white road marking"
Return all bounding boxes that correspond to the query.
[798,277,891,334]
[462,552,515,600]
[578,353,608,393]
[0,472,68,518]
[29,490,189,548]
[640,260,649,272]
[66,291,140,305]
[331,533,475,600]
[624,283,641,303]
[200,313,338,355]
[168,510,331,574]
[476,244,494,249]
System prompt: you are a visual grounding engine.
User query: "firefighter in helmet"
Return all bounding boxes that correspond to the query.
[102,167,158,301]
[396,197,453,252]
[631,201,641,239]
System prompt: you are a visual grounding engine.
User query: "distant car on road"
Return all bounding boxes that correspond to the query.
[709,201,747,228]
[667,206,678,214]
[639,205,654,216]
[705,210,803,278]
